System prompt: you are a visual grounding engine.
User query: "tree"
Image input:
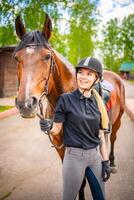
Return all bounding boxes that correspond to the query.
[0,24,17,46]
[0,0,61,45]
[121,14,134,62]
[99,14,134,72]
[0,0,98,65]
[99,18,122,71]
[67,0,98,65]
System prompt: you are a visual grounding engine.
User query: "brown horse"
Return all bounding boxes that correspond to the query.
[14,14,125,199]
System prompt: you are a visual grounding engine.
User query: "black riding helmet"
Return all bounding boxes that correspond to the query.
[76,57,103,80]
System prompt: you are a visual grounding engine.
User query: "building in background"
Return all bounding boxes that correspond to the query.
[0,46,18,97]
[119,62,134,80]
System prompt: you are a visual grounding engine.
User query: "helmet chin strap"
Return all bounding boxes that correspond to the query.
[81,77,98,98]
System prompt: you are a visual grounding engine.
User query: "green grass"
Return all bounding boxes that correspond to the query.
[0,105,14,112]
[0,191,12,200]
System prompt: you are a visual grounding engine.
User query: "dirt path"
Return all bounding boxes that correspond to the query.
[0,80,134,200]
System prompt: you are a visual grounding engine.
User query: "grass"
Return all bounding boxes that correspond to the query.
[0,105,14,112]
[0,192,12,200]
[0,187,16,200]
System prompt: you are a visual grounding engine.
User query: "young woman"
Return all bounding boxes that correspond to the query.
[40,57,110,200]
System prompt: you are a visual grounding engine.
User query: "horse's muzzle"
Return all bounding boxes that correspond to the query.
[15,97,38,118]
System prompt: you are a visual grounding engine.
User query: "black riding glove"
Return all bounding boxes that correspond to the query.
[40,119,53,134]
[102,160,111,182]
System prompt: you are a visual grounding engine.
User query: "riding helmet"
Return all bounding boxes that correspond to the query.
[76,57,103,79]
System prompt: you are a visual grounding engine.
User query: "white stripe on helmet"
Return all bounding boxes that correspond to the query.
[83,57,91,66]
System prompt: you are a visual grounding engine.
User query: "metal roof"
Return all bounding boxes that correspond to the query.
[119,62,134,72]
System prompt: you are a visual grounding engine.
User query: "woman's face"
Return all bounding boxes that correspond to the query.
[76,68,98,90]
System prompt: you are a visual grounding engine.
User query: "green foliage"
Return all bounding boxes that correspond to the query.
[99,18,122,71]
[67,0,97,65]
[1,0,133,72]
[0,105,13,112]
[0,0,62,45]
[0,0,98,66]
[99,14,134,72]
[0,25,17,46]
[50,30,68,57]
[121,14,134,61]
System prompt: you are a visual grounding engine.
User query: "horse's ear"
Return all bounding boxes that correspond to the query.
[15,16,26,40]
[42,14,52,40]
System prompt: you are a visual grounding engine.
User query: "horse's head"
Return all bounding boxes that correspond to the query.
[14,14,53,118]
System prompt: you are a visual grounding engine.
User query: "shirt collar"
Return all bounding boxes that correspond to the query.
[76,89,94,102]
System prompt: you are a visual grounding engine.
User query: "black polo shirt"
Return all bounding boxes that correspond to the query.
[54,89,101,149]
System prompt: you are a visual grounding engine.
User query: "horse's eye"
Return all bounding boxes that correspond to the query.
[44,54,51,61]
[15,56,20,62]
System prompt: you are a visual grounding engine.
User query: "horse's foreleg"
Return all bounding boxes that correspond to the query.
[109,117,121,173]
[78,177,86,200]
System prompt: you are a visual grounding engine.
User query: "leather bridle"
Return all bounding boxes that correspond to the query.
[31,45,64,149]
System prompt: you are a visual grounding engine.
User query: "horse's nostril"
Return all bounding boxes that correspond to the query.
[15,97,18,107]
[15,97,37,112]
[31,96,37,106]
[15,98,24,110]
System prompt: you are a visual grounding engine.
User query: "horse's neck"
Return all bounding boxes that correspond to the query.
[54,51,76,90]
[48,51,77,107]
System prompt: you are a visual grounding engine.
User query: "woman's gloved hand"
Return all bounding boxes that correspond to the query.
[40,119,53,134]
[102,160,111,182]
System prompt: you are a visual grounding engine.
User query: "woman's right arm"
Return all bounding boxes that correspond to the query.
[44,94,65,135]
[49,122,63,135]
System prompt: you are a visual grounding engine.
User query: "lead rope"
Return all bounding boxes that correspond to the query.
[37,93,64,150]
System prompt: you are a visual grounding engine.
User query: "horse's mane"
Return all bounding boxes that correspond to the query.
[14,31,50,53]
[54,50,75,75]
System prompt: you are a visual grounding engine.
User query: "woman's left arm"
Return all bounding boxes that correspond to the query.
[99,130,111,182]
[99,130,108,161]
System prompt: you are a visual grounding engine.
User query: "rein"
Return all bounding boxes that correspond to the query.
[36,48,64,150]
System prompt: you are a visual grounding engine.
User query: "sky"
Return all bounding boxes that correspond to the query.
[97,0,134,24]
[61,0,134,34]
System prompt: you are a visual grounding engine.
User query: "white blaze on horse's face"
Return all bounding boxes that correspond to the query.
[25,72,32,103]
[26,47,35,55]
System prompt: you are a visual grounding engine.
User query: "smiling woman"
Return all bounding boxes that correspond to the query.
[14,13,125,200]
[40,56,110,200]
[77,69,98,94]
